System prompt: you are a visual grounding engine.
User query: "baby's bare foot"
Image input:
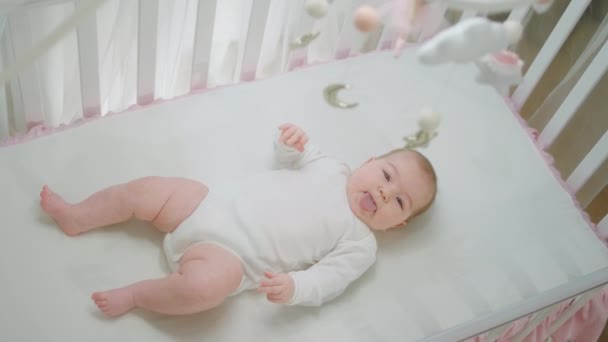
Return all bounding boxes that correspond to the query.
[40,185,81,236]
[92,288,135,318]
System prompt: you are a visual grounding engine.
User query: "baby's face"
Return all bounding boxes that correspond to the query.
[347,152,433,231]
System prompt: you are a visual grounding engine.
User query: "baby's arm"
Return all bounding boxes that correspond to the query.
[273,123,324,169]
[285,234,377,306]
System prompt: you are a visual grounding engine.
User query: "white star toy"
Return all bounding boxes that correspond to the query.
[475,50,524,96]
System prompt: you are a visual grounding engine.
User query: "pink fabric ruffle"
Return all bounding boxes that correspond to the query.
[503,97,604,244]
[468,287,608,342]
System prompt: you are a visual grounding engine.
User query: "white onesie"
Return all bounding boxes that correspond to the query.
[163,137,377,306]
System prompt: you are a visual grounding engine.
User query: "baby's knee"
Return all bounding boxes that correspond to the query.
[126,176,162,193]
[175,276,224,306]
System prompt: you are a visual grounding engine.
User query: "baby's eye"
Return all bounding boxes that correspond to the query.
[397,197,404,210]
[383,170,391,181]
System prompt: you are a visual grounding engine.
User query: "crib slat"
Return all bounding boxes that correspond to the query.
[512,0,592,108]
[8,12,45,125]
[0,83,8,140]
[507,6,530,23]
[545,289,600,338]
[599,214,608,235]
[240,0,271,81]
[287,1,313,70]
[566,131,608,195]
[0,19,9,139]
[417,3,448,43]
[538,39,608,147]
[190,0,216,91]
[459,9,477,21]
[3,22,25,133]
[484,322,513,342]
[137,0,159,105]
[511,303,560,342]
[373,20,393,53]
[76,0,101,117]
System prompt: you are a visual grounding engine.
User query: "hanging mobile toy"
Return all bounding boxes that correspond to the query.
[353,0,428,57]
[305,0,334,19]
[475,50,525,96]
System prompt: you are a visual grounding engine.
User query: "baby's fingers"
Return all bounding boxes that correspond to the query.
[280,126,297,143]
[286,131,304,146]
[257,286,283,295]
[264,271,278,279]
[278,123,292,131]
[267,294,286,303]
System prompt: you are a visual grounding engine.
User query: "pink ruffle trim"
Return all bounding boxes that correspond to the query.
[503,97,605,245]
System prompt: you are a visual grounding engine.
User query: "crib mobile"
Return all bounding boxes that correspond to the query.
[312,0,553,148]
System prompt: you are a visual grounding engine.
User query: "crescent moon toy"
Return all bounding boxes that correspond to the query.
[323,84,359,109]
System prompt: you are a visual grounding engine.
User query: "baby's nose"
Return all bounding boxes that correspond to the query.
[379,187,391,202]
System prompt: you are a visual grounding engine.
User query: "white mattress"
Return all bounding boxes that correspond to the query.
[1,51,607,341]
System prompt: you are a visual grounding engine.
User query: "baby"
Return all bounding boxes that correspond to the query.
[40,123,437,317]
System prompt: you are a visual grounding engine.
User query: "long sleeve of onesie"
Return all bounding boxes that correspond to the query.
[287,233,377,306]
[273,134,324,169]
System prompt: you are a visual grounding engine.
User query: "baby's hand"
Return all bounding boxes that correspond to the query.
[279,123,308,152]
[257,271,295,304]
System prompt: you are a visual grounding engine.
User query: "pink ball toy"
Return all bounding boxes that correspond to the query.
[354,5,380,32]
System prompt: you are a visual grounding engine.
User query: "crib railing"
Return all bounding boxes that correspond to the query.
[1,1,608,341]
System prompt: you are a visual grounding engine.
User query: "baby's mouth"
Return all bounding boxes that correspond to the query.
[360,192,377,213]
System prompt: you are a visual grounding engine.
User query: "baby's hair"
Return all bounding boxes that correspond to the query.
[379,148,437,218]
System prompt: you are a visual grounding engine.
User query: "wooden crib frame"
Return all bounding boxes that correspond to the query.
[0,1,606,341]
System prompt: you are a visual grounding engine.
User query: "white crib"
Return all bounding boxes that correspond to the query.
[0,1,607,341]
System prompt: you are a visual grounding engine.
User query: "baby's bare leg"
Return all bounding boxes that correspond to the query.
[92,244,243,317]
[40,176,207,236]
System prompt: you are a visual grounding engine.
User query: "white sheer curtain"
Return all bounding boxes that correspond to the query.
[528,14,608,133]
[526,13,608,206]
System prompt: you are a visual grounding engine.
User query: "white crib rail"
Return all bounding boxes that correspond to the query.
[0,73,7,139]
[1,19,25,135]
[190,0,216,90]
[75,0,101,117]
[0,18,9,140]
[537,39,608,148]
[240,0,271,81]
[136,0,158,105]
[507,5,530,23]
[600,214,608,236]
[566,130,608,207]
[512,0,593,107]
[8,11,44,125]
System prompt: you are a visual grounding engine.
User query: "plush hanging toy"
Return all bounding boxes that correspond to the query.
[351,0,554,61]
[475,50,524,96]
[417,17,523,65]
[353,0,441,57]
[305,0,331,19]
[354,5,381,32]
